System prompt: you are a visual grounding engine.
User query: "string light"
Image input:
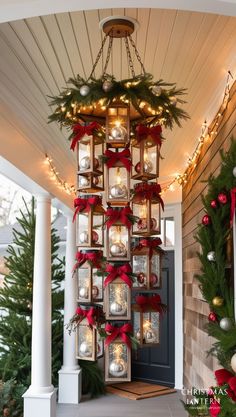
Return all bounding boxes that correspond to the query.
[45,154,76,196]
[161,70,234,194]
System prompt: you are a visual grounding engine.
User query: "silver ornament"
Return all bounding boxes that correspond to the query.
[110,242,127,257]
[109,359,127,377]
[79,156,91,171]
[220,318,232,331]
[170,96,177,106]
[102,80,113,93]
[110,184,128,199]
[143,160,153,173]
[207,251,216,262]
[79,341,92,357]
[111,126,127,140]
[144,329,156,343]
[79,231,89,244]
[152,85,162,96]
[78,286,89,299]
[231,353,236,372]
[79,85,90,96]
[233,167,236,177]
[110,301,127,316]
[79,176,89,187]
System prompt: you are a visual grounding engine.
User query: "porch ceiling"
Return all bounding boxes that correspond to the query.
[0,7,236,208]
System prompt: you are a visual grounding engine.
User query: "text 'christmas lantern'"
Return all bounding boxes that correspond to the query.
[132,183,164,236]
[105,206,134,261]
[131,124,162,181]
[105,323,132,382]
[73,250,104,303]
[132,295,166,346]
[74,195,104,247]
[104,263,133,320]
[104,148,131,205]
[132,238,163,290]
[106,102,130,148]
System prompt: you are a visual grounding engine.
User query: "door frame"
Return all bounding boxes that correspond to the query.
[160,202,183,389]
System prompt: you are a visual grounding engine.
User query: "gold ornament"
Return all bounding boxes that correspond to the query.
[212,296,224,307]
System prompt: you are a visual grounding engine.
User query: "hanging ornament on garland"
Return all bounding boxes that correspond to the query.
[103,79,114,92]
[219,317,232,331]
[79,85,90,96]
[207,251,216,262]
[217,193,228,205]
[208,312,218,322]
[231,353,236,372]
[212,296,224,307]
[202,214,211,226]
[233,167,236,177]
[210,200,218,209]
[151,85,162,96]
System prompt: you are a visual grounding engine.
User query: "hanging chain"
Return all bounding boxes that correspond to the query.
[102,35,113,78]
[128,35,146,75]
[124,36,135,78]
[88,33,109,80]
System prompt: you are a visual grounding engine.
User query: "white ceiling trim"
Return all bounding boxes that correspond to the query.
[1,0,236,24]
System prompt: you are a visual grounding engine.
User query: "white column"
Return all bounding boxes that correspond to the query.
[23,195,56,417]
[58,214,82,404]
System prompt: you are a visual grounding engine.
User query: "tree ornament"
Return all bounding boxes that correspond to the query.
[208,312,218,322]
[109,358,127,377]
[210,200,218,209]
[110,242,127,257]
[212,296,224,307]
[217,193,228,204]
[233,167,236,177]
[79,340,93,357]
[220,317,232,331]
[111,125,127,140]
[231,353,236,373]
[110,184,128,198]
[80,156,91,170]
[110,301,126,315]
[170,96,177,106]
[137,272,146,285]
[78,287,89,299]
[3,408,10,417]
[152,85,162,96]
[207,251,216,262]
[150,273,158,286]
[79,85,90,96]
[103,79,113,92]
[135,160,154,174]
[202,214,211,226]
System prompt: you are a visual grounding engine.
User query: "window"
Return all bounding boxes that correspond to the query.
[161,217,175,247]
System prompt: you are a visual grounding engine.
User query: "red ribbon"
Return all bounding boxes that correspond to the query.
[230,188,236,226]
[135,124,162,147]
[132,183,164,210]
[70,121,101,151]
[73,250,103,272]
[105,206,133,229]
[75,306,96,327]
[135,294,166,315]
[105,323,133,349]
[104,149,132,172]
[104,263,133,288]
[73,196,102,222]
[136,238,162,259]
[215,368,236,402]
[209,400,221,417]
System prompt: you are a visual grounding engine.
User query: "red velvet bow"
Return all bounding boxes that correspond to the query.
[70,121,101,151]
[209,400,221,417]
[73,250,103,272]
[105,323,133,349]
[215,368,236,402]
[104,149,132,172]
[135,294,166,315]
[136,238,162,259]
[75,306,96,327]
[230,188,236,226]
[105,206,133,229]
[132,183,164,210]
[73,196,102,222]
[135,124,162,146]
[104,263,133,288]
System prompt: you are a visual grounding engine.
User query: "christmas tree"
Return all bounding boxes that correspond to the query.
[183,139,236,416]
[0,198,64,406]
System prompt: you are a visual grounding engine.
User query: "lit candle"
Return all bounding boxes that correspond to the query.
[110,226,127,257]
[110,167,127,198]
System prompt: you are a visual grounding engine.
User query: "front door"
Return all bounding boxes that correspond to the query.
[132,250,175,387]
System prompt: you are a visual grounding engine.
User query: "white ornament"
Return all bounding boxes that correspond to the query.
[110,184,128,199]
[111,126,127,140]
[79,341,92,357]
[110,242,127,257]
[103,80,113,93]
[110,301,127,316]
[220,317,232,331]
[79,286,89,299]
[80,85,90,96]
[207,251,216,262]
[109,359,127,377]
[79,156,91,171]
[152,85,162,96]
[79,231,89,244]
[79,176,89,187]
[233,167,236,177]
[231,353,236,372]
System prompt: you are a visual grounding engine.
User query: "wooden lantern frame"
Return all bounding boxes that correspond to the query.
[77,134,104,177]
[106,102,130,148]
[77,254,104,303]
[78,173,104,193]
[76,196,104,247]
[106,222,131,261]
[132,304,160,347]
[131,136,160,182]
[105,336,131,382]
[132,198,161,237]
[104,276,131,320]
[105,154,131,206]
[131,244,162,290]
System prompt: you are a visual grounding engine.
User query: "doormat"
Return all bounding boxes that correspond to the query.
[106,381,176,400]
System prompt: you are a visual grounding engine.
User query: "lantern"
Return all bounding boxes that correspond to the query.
[74,195,104,247]
[75,250,104,303]
[132,238,163,290]
[105,206,133,261]
[104,263,132,320]
[104,149,131,205]
[77,133,104,178]
[131,124,161,181]
[132,295,166,346]
[104,323,132,382]
[132,183,163,236]
[106,102,130,148]
[78,174,104,193]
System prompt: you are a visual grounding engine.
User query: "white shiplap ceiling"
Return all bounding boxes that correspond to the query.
[1,8,236,206]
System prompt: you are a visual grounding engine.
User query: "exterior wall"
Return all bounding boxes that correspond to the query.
[182,81,236,388]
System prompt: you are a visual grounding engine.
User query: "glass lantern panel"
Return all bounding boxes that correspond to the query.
[132,202,148,233]
[108,342,128,379]
[94,142,103,172]
[143,312,160,345]
[133,311,141,342]
[78,139,91,173]
[77,324,94,360]
[132,255,147,288]
[108,108,128,143]
[108,167,128,201]
[108,226,128,259]
[144,144,157,175]
[93,214,103,245]
[77,214,89,245]
[108,282,128,317]
[132,146,140,177]
[78,267,90,302]
[150,254,161,289]
[92,268,103,301]
[151,203,160,234]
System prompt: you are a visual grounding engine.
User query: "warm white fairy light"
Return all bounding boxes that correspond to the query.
[45,154,76,196]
